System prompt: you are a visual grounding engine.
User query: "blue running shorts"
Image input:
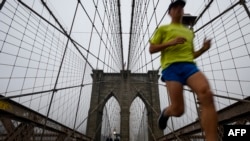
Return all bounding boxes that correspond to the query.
[161,62,199,85]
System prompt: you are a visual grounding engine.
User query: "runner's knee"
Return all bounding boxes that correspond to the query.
[198,88,214,106]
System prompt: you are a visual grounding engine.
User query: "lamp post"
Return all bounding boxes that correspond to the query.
[182,13,197,29]
[113,128,120,141]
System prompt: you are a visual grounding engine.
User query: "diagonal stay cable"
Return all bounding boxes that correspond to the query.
[147,123,157,141]
[38,0,83,140]
[132,83,182,140]
[92,0,123,71]
[17,0,94,70]
[128,0,168,72]
[130,77,250,103]
[74,89,115,130]
[17,0,125,72]
[78,0,123,71]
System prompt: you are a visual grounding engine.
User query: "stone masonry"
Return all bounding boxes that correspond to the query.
[86,70,163,141]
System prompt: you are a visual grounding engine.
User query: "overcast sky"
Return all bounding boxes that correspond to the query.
[46,0,205,66]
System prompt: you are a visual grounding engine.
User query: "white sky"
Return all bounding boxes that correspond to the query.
[46,0,206,67]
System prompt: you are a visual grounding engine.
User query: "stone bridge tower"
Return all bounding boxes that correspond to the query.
[86,70,163,141]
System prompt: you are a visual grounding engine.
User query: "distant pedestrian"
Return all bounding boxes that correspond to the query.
[106,137,113,141]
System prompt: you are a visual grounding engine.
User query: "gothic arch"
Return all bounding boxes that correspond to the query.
[87,70,163,141]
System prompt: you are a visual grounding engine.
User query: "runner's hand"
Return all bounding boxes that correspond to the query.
[202,38,212,51]
[171,37,186,46]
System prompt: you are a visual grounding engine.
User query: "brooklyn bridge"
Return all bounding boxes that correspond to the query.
[0,0,250,141]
